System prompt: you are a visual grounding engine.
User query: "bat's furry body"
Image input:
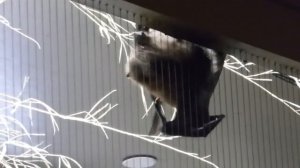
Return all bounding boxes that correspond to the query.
[126,27,225,136]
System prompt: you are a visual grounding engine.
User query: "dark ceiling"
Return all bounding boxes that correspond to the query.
[125,0,300,65]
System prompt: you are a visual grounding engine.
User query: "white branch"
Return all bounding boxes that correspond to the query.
[224,55,300,115]
[70,1,135,63]
[289,75,300,88]
[0,89,219,168]
[0,0,41,49]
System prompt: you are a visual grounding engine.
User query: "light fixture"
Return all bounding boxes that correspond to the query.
[122,155,157,168]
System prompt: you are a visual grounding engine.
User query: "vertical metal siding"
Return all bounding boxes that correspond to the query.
[0,1,299,168]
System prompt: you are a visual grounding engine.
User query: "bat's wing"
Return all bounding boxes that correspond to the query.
[160,51,226,137]
[161,114,225,137]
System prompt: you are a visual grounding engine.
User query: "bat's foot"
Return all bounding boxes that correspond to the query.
[161,115,225,137]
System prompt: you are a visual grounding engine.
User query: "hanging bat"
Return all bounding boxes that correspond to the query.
[126,26,225,137]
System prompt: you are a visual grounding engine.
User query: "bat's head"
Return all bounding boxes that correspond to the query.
[125,50,152,85]
[125,26,191,98]
[125,26,159,87]
[133,25,188,55]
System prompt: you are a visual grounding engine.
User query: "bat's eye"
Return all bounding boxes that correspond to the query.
[137,25,149,32]
[142,26,149,32]
[135,32,150,46]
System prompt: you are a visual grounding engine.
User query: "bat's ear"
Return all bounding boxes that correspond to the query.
[137,25,149,32]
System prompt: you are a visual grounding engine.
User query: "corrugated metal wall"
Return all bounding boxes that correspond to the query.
[0,0,299,167]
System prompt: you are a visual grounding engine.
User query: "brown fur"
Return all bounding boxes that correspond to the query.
[126,28,225,135]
